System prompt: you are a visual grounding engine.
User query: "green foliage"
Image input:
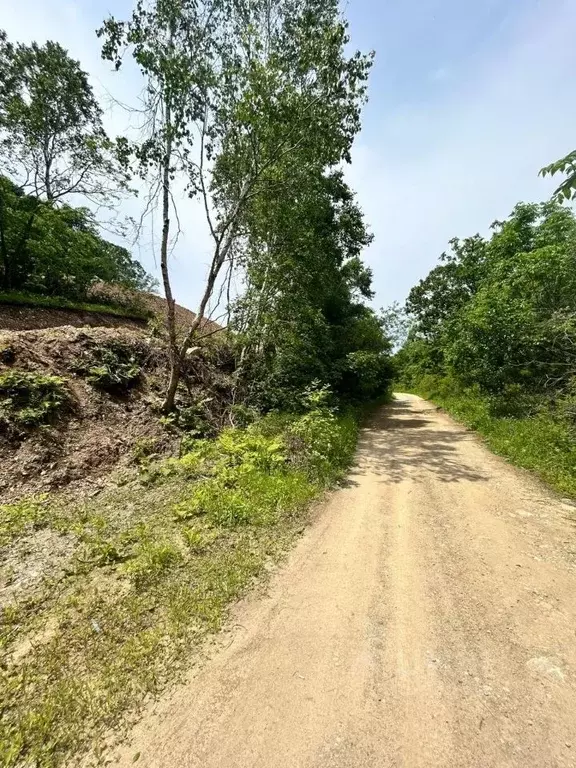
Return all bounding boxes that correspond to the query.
[0,31,127,203]
[0,175,155,298]
[132,436,161,464]
[338,350,395,403]
[0,370,67,432]
[100,0,384,413]
[233,170,393,410]
[398,198,576,499]
[74,342,142,392]
[287,408,358,482]
[540,149,576,202]
[400,201,576,397]
[0,495,49,546]
[125,540,183,586]
[174,468,314,527]
[173,404,357,526]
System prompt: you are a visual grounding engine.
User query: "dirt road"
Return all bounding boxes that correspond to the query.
[115,394,576,767]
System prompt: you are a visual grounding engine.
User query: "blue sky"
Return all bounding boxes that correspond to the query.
[1,0,575,313]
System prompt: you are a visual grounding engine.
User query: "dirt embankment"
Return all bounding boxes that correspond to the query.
[0,324,233,502]
[0,305,146,332]
[0,289,225,335]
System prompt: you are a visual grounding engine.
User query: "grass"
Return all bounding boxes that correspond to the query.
[412,377,576,498]
[0,291,150,320]
[0,406,359,768]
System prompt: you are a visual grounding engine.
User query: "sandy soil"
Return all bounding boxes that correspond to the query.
[112,394,576,767]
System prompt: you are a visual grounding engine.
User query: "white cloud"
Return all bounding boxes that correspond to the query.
[347,0,576,309]
[428,67,449,82]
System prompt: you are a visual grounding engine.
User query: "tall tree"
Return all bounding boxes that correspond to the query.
[101,0,374,412]
[0,31,126,204]
[99,0,221,412]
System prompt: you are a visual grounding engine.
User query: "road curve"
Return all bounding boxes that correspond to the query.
[113,394,576,768]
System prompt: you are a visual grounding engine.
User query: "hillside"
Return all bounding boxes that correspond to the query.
[0,323,233,503]
[0,289,224,335]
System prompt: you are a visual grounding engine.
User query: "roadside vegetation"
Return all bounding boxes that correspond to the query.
[395,197,576,499]
[0,390,369,768]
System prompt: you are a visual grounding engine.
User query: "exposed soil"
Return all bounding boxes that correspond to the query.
[110,394,576,768]
[0,305,146,332]
[0,324,231,502]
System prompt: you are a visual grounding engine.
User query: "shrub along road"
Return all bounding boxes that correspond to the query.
[112,394,576,767]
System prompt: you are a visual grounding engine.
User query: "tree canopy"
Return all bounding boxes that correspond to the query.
[398,200,576,404]
[0,175,155,297]
[0,31,127,205]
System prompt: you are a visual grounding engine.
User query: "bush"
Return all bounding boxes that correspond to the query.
[338,350,394,402]
[485,384,541,419]
[177,398,215,438]
[0,370,67,432]
[287,408,357,481]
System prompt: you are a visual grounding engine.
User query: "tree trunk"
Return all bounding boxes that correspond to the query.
[160,104,181,414]
[43,134,53,201]
[177,234,231,363]
[0,187,11,291]
[13,205,40,290]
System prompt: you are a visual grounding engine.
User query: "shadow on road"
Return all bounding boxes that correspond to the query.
[347,399,489,485]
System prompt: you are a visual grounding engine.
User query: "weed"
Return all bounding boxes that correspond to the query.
[132,437,161,466]
[287,409,358,481]
[173,469,311,527]
[74,342,142,392]
[0,371,67,433]
[0,495,49,546]
[181,526,219,553]
[177,397,215,438]
[125,540,183,586]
